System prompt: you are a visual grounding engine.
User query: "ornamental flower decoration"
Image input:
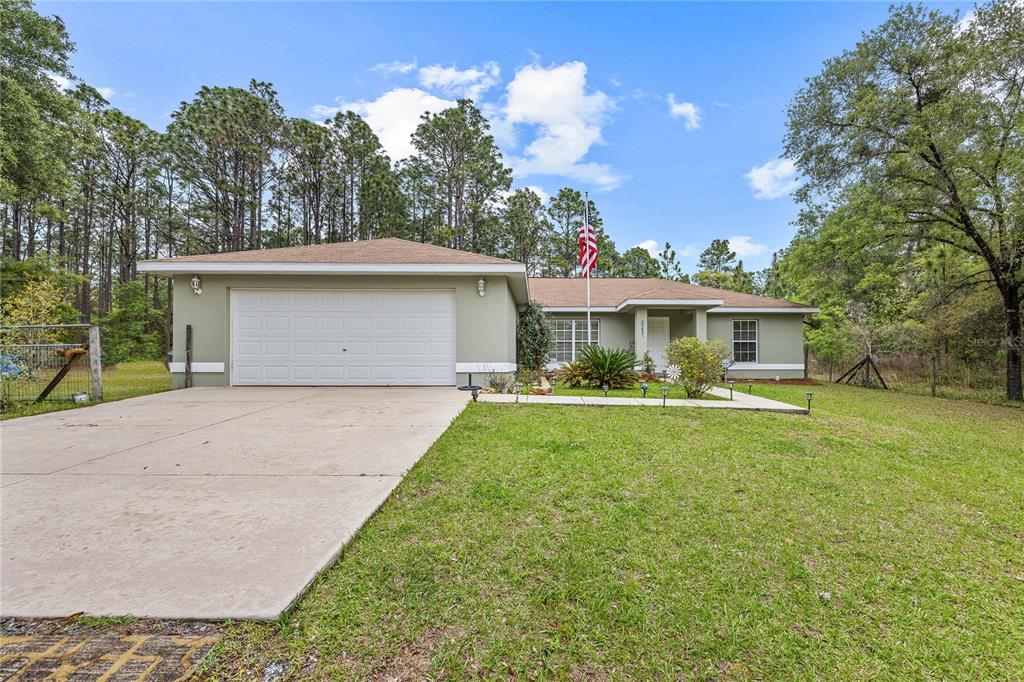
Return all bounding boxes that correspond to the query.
[666,364,682,383]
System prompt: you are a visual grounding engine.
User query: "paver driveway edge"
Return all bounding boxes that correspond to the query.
[0,387,470,620]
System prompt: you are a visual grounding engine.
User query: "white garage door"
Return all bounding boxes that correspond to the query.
[230,289,456,386]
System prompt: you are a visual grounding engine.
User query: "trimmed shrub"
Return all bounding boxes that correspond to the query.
[577,345,638,388]
[665,337,730,398]
[517,301,553,372]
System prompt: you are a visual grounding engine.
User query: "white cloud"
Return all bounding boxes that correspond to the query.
[523,185,549,204]
[744,157,799,199]
[96,86,115,100]
[419,61,500,100]
[311,88,456,161]
[503,61,621,190]
[635,240,659,258]
[634,240,698,259]
[47,73,70,90]
[727,235,767,258]
[372,59,418,76]
[667,93,700,131]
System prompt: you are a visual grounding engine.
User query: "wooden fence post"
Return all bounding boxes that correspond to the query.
[930,354,938,397]
[185,324,193,389]
[88,325,103,400]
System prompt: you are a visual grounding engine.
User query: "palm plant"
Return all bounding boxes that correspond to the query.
[552,361,587,388]
[577,345,638,388]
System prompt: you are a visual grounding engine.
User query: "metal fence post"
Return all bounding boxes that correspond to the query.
[88,325,103,400]
[185,324,193,389]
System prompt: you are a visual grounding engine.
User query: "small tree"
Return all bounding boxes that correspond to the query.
[98,282,164,364]
[665,337,730,398]
[516,301,553,373]
[805,303,855,381]
[0,279,77,343]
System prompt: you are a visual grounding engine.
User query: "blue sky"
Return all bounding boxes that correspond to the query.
[48,1,970,271]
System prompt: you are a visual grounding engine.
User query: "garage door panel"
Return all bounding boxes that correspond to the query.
[231,290,456,386]
[347,316,372,332]
[292,341,317,356]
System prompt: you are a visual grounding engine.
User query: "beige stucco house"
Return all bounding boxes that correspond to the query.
[138,238,817,388]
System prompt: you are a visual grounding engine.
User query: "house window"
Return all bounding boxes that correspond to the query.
[732,319,758,363]
[550,319,600,363]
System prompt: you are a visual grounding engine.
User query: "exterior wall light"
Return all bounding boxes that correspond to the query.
[190,275,202,296]
[477,278,486,297]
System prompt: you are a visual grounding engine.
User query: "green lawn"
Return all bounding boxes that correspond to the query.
[0,360,172,420]
[552,383,728,400]
[208,383,1023,680]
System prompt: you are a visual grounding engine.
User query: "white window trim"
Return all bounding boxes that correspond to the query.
[551,318,600,363]
[732,319,758,364]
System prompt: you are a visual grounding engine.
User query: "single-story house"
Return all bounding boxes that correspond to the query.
[529,277,817,378]
[138,238,817,388]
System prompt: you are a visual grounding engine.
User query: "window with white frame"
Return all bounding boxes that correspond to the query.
[732,319,758,363]
[550,319,600,363]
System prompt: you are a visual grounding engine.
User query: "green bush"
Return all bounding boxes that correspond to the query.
[516,301,553,372]
[665,337,730,398]
[577,345,638,388]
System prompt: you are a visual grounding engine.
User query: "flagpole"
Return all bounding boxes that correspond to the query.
[585,192,592,345]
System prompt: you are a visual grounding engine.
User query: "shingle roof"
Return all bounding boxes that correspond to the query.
[146,238,520,266]
[528,277,813,310]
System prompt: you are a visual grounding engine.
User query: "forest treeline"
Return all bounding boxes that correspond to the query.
[1,0,1021,400]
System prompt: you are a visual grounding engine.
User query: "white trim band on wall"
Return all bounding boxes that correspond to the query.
[455,362,517,373]
[727,363,805,370]
[169,362,225,373]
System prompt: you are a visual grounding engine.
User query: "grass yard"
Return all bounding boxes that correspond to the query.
[0,360,171,420]
[551,383,727,400]
[207,383,1023,680]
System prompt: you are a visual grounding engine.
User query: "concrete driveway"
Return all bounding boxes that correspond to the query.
[0,387,469,620]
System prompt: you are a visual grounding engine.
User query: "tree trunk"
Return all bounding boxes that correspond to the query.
[1004,287,1023,402]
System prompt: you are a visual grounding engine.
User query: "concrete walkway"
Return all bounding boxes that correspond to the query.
[0,387,469,620]
[478,385,807,413]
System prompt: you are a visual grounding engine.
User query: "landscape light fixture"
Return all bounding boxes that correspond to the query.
[602,383,610,397]
[661,384,669,407]
[513,382,522,402]
[477,278,486,297]
[728,381,735,400]
[470,387,480,402]
[806,391,814,414]
[747,378,754,394]
[190,275,202,296]
[640,381,648,398]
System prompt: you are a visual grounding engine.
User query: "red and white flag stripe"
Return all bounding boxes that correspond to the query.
[578,201,598,277]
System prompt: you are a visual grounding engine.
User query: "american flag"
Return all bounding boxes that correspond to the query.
[578,199,597,277]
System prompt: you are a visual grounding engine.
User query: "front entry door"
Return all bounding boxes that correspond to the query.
[648,317,670,370]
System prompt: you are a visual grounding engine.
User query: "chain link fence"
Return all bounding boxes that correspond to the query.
[0,324,101,408]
